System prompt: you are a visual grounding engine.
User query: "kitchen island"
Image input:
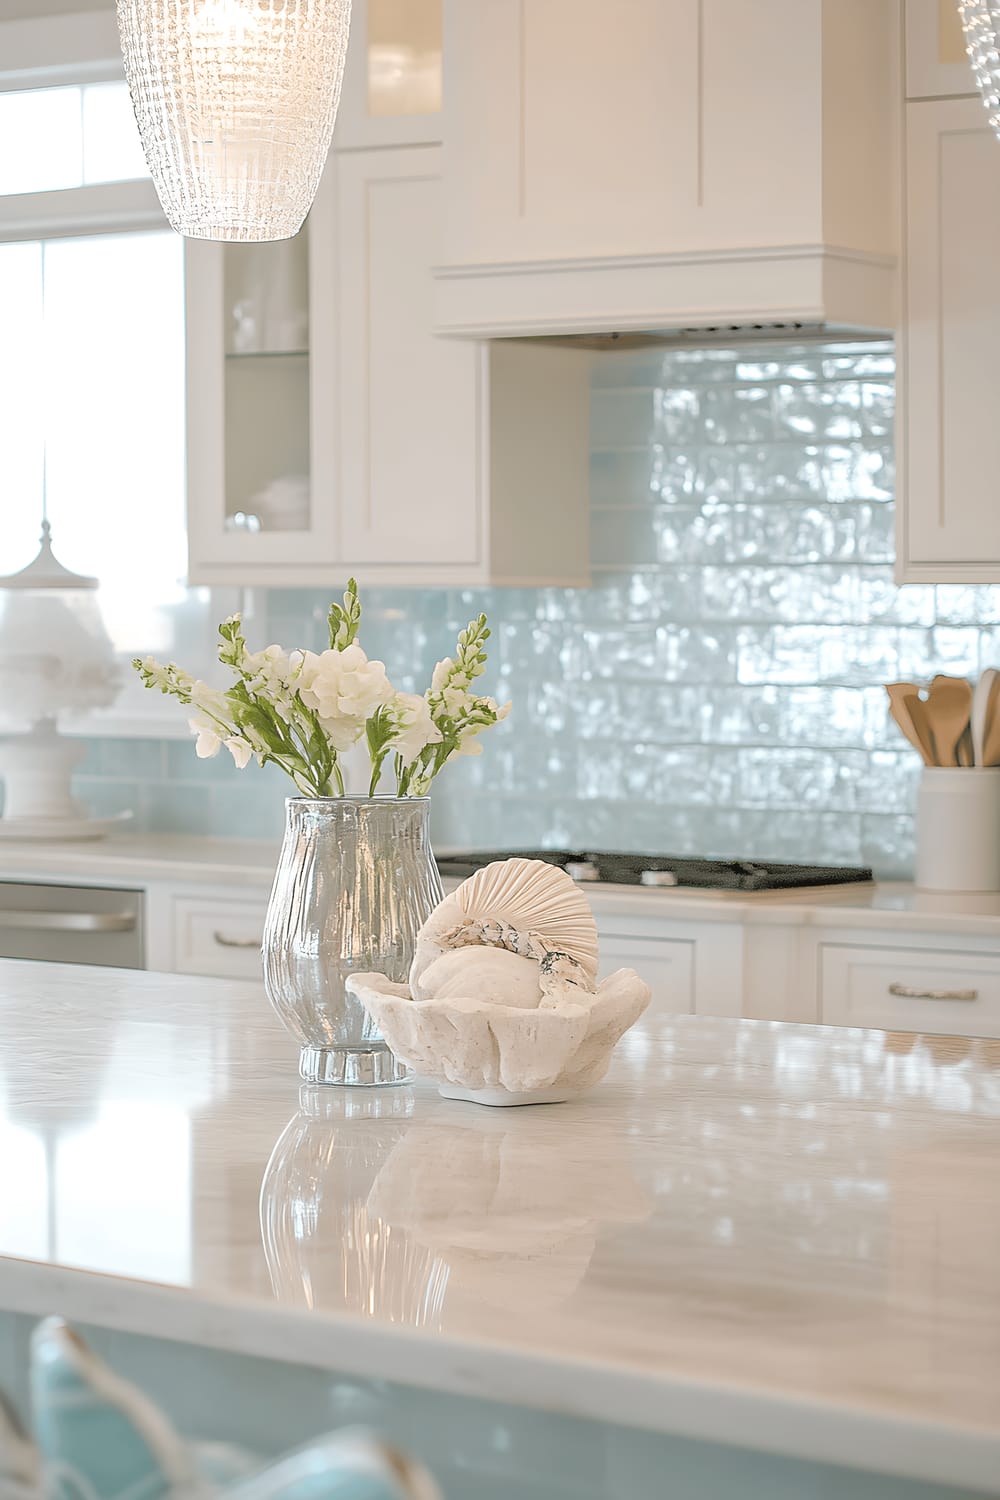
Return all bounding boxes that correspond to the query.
[0,959,998,1499]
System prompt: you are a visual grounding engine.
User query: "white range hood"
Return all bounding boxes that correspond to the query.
[434,0,898,340]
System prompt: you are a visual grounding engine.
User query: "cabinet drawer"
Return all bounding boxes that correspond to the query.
[598,934,693,1015]
[820,943,1000,1038]
[172,896,268,980]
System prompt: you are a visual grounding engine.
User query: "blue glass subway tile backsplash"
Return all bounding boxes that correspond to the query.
[73,340,1000,877]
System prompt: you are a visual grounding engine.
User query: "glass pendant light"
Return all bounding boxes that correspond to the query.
[116,0,353,242]
[958,1,1000,140]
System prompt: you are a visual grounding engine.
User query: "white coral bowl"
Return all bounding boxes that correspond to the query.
[345,968,651,1107]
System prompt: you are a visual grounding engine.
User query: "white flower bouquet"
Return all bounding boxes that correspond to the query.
[134,579,510,797]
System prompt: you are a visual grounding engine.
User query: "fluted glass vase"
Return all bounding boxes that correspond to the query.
[262,797,443,1086]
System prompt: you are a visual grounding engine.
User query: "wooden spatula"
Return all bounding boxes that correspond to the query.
[925,675,974,768]
[902,692,938,766]
[972,668,1000,766]
[886,682,934,764]
[982,673,1000,766]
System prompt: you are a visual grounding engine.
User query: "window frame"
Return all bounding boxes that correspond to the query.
[0,14,163,241]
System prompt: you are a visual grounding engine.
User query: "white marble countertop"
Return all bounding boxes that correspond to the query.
[4,833,1000,934]
[0,960,998,1492]
[0,833,282,890]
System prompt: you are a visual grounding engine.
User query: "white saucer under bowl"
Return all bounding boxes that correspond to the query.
[438,1083,579,1108]
[0,810,134,842]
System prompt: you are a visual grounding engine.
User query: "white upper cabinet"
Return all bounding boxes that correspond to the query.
[897,96,1000,581]
[333,147,592,585]
[435,0,898,337]
[186,148,592,589]
[186,0,591,588]
[905,0,976,99]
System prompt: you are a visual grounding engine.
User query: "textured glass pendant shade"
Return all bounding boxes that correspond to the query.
[959,1,1000,140]
[116,0,352,242]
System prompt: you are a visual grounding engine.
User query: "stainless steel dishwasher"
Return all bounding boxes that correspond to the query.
[0,881,143,968]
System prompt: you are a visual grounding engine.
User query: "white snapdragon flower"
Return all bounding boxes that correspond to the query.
[188,684,240,760]
[298,643,394,749]
[242,644,297,722]
[430,658,455,693]
[447,736,484,761]
[386,693,442,766]
[189,711,223,759]
[136,656,169,689]
[442,697,511,762]
[189,680,231,718]
[243,644,293,694]
[440,685,470,716]
[225,736,254,769]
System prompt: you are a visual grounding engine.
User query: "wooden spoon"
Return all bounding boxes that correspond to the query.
[972,668,1000,766]
[924,675,974,768]
[902,692,938,766]
[983,674,1000,766]
[885,682,934,764]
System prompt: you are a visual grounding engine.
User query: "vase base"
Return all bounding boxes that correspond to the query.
[299,1045,410,1087]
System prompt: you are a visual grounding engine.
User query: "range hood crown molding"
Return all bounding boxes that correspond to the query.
[434,244,897,343]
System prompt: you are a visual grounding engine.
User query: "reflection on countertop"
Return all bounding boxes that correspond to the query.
[261,1088,651,1325]
[0,959,999,1493]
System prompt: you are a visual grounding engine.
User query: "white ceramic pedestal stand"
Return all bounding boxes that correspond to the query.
[0,720,129,840]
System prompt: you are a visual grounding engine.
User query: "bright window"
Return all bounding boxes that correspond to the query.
[0,231,187,657]
[0,81,150,195]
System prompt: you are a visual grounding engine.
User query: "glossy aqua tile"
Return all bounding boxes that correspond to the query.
[65,339,1000,877]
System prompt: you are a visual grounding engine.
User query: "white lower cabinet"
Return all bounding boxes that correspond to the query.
[596,916,744,1018]
[171,894,269,982]
[598,934,695,1015]
[818,938,1000,1038]
[143,881,1000,1039]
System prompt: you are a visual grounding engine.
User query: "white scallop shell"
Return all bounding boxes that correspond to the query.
[410,858,599,997]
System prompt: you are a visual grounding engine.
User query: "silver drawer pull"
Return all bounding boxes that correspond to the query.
[0,910,135,933]
[888,982,979,1002]
[213,931,261,949]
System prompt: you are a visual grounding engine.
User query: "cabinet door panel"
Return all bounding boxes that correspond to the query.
[820,941,1000,1038]
[900,98,1000,579]
[172,895,268,980]
[598,935,694,1015]
[336,147,485,568]
[444,0,821,264]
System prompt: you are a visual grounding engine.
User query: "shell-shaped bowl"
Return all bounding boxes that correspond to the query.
[345,967,651,1106]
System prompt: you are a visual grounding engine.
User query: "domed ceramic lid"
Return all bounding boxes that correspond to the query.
[0,521,97,590]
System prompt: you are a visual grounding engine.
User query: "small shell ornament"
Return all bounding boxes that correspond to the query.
[347,858,651,1106]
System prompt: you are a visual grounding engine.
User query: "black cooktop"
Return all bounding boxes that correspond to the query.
[434,850,874,892]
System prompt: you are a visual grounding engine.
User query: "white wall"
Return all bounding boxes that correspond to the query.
[0,0,107,18]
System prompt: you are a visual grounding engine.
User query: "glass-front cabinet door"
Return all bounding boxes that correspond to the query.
[185,0,439,584]
[184,175,339,583]
[334,0,442,147]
